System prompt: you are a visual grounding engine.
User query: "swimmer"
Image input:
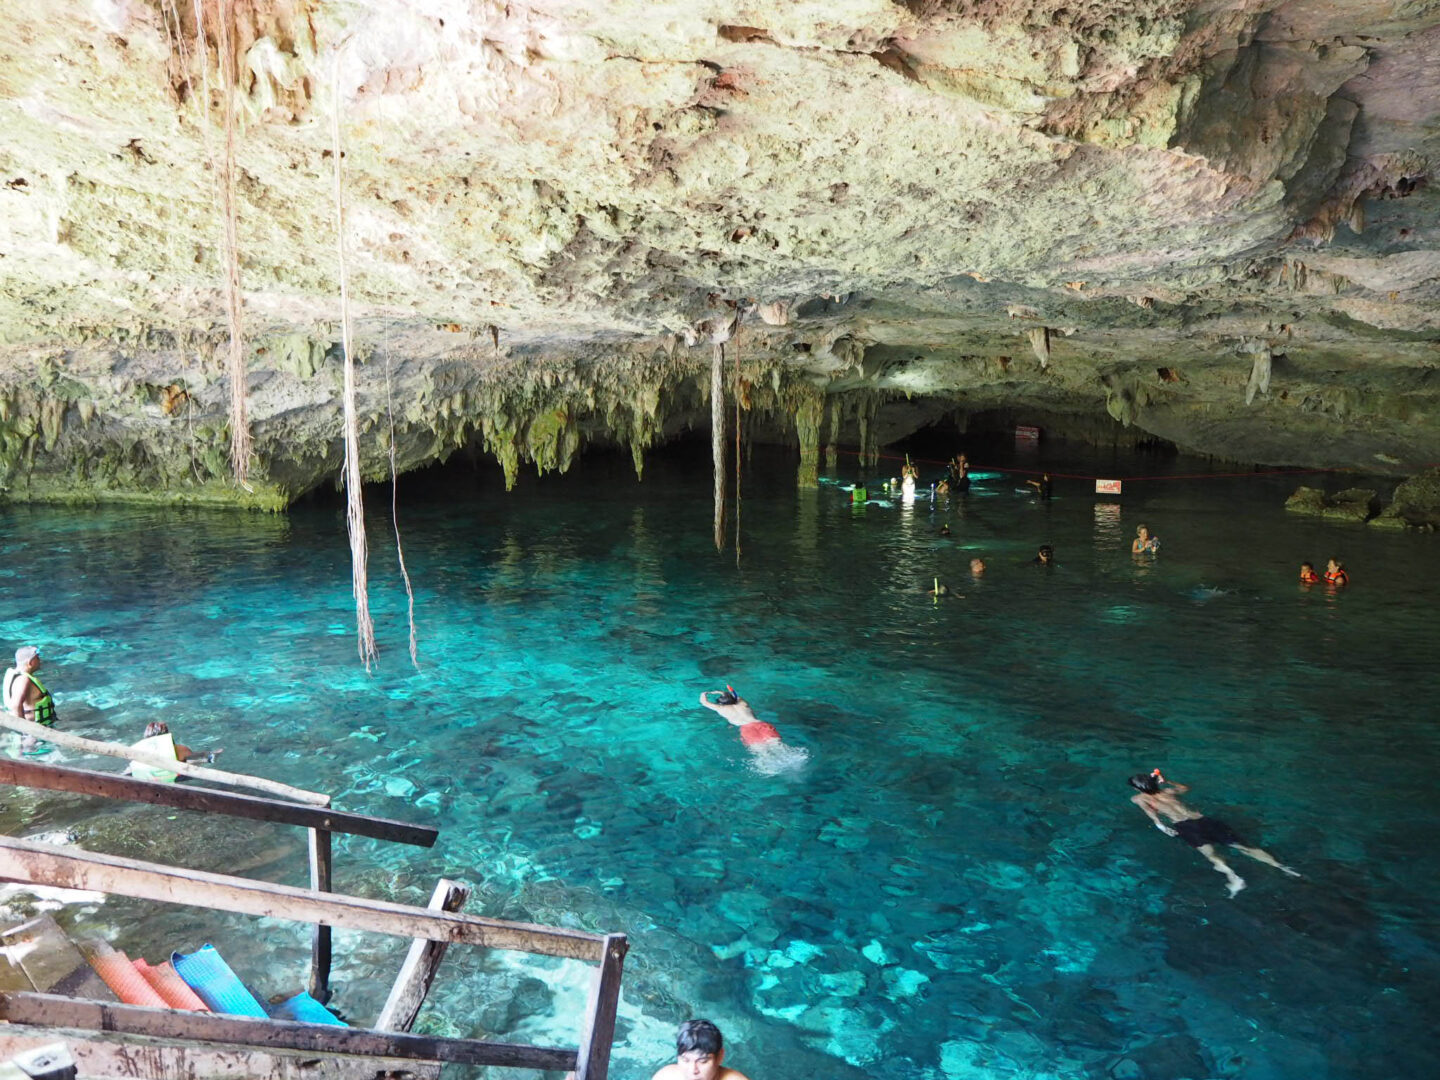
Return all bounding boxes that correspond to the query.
[699,687,807,773]
[970,558,985,576]
[936,479,950,496]
[124,721,221,782]
[1299,561,1321,585]
[1025,473,1053,499]
[1131,524,1160,554]
[651,1019,751,1080]
[1033,544,1055,566]
[927,581,956,598]
[700,687,781,748]
[939,523,952,537]
[1324,558,1349,585]
[1128,770,1299,898]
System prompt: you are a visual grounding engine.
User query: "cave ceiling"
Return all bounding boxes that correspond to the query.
[1,0,1438,504]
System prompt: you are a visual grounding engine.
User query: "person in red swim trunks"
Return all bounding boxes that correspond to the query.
[699,687,779,747]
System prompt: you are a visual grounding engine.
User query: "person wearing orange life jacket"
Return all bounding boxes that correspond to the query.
[1324,558,1350,586]
[1299,561,1321,585]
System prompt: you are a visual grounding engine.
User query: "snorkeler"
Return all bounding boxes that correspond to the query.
[700,687,781,748]
[1299,561,1321,584]
[1324,558,1349,585]
[939,523,952,537]
[1128,770,1299,897]
[1131,525,1160,554]
[1033,544,1055,566]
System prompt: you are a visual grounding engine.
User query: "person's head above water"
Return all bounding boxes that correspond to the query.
[970,558,985,574]
[939,524,952,536]
[674,1019,725,1080]
[1037,544,1055,563]
[1136,524,1150,538]
[714,686,739,706]
[1128,772,1162,794]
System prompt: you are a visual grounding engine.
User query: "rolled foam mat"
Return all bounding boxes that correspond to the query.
[269,990,347,1026]
[79,941,168,1009]
[171,944,268,1018]
[133,958,209,1011]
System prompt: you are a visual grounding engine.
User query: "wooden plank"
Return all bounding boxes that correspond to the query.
[0,837,606,962]
[0,917,115,1003]
[574,934,628,1080]
[374,879,470,1033]
[0,758,436,847]
[0,994,578,1071]
[308,828,332,1003]
[0,1023,443,1079]
[0,716,328,807]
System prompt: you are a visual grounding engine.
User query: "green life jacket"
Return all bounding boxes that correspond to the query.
[19,672,55,727]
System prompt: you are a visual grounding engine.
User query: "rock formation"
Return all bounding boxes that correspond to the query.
[1,0,1438,506]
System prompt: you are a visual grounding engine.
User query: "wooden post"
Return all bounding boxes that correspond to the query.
[308,828,332,1003]
[0,716,329,806]
[574,934,627,1080]
[375,879,470,1033]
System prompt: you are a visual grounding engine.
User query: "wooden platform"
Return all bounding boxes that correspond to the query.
[0,1024,440,1080]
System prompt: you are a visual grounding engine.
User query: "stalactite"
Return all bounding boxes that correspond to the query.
[823,395,840,470]
[1028,327,1051,369]
[795,391,823,486]
[331,56,377,669]
[1246,348,1273,406]
[712,342,726,551]
[215,0,252,485]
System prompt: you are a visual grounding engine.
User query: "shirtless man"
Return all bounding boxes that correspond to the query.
[1129,770,1300,897]
[651,1019,751,1080]
[699,687,779,749]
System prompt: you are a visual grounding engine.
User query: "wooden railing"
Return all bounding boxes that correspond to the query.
[0,756,437,1000]
[0,759,627,1078]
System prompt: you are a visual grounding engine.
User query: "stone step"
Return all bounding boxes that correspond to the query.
[0,917,115,1002]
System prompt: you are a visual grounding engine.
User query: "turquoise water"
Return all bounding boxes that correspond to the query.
[2,442,1438,1080]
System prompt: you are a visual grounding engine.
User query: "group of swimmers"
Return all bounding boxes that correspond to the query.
[1300,558,1349,585]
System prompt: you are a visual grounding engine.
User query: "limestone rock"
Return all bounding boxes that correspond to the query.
[1321,488,1380,523]
[1284,486,1330,516]
[1372,469,1440,528]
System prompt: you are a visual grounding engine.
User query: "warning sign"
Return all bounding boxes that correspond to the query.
[1095,479,1123,495]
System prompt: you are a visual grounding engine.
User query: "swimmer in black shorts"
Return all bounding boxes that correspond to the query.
[1129,770,1300,897]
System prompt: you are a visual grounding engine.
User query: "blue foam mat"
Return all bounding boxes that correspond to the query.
[171,944,268,1018]
[270,990,347,1026]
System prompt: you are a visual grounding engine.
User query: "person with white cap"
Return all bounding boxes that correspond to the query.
[4,645,57,756]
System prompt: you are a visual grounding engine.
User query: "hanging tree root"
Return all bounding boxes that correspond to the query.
[215,0,252,486]
[332,53,378,669]
[712,342,726,551]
